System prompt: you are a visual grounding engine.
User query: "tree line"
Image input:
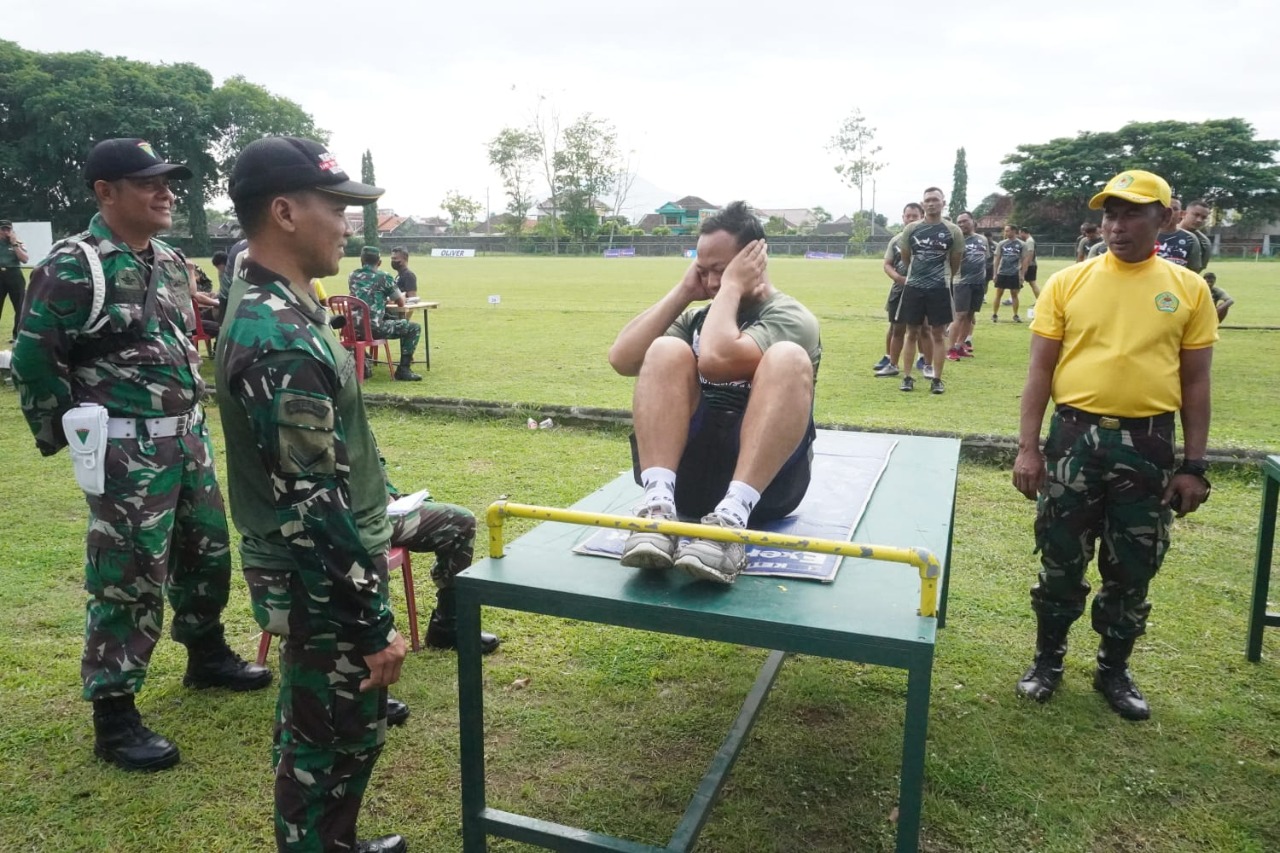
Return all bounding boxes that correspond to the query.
[0,40,322,252]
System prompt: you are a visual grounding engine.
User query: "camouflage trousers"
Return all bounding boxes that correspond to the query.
[82,419,231,700]
[390,500,476,589]
[243,563,391,853]
[372,319,420,363]
[1031,409,1176,640]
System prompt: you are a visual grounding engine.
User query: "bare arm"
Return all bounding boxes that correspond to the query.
[1163,346,1213,516]
[1012,334,1062,499]
[608,262,705,375]
[10,237,28,265]
[696,240,770,383]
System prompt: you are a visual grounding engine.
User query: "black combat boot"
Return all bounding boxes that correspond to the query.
[183,625,273,691]
[386,697,410,727]
[93,695,181,771]
[356,835,406,853]
[1015,615,1071,703]
[393,355,422,382]
[1093,635,1151,721]
[426,587,500,654]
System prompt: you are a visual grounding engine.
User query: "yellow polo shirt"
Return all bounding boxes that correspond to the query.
[1030,253,1218,417]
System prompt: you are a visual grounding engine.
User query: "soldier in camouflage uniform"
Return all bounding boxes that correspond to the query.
[348,246,421,381]
[0,219,30,342]
[11,138,271,773]
[218,136,497,853]
[1012,170,1216,721]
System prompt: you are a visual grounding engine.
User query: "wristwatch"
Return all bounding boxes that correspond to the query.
[1176,459,1209,478]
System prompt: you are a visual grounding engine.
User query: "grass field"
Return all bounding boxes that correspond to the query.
[195,253,1280,452]
[1,252,1278,851]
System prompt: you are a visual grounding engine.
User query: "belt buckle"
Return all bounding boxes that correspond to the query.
[1099,416,1121,430]
[174,411,192,435]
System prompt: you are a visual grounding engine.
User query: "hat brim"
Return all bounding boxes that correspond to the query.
[1088,189,1164,210]
[126,162,194,181]
[316,180,385,203]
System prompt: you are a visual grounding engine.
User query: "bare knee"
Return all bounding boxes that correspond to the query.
[755,342,813,392]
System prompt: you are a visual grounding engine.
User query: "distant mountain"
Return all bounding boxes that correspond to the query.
[615,174,682,223]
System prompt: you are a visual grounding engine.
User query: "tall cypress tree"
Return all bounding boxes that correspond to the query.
[361,149,379,248]
[949,147,968,219]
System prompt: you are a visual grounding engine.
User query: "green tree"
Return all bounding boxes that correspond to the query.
[441,191,482,235]
[554,113,619,242]
[973,193,1004,219]
[360,151,379,248]
[209,75,326,179]
[828,108,885,224]
[650,225,673,237]
[949,147,968,219]
[487,127,541,239]
[1000,118,1280,238]
[764,216,790,236]
[810,205,833,224]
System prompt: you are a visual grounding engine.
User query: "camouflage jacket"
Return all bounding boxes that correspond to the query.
[348,265,400,328]
[215,259,397,653]
[12,213,201,456]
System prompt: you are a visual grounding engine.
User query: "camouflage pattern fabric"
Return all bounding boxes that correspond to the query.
[348,265,418,360]
[389,501,477,588]
[12,213,201,454]
[1031,411,1175,640]
[244,567,388,853]
[11,212,228,701]
[217,259,400,850]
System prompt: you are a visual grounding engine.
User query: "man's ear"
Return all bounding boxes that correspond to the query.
[269,194,300,234]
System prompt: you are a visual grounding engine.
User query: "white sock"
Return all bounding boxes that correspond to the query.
[640,467,676,509]
[714,481,760,528]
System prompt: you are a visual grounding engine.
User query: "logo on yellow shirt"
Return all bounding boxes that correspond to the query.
[1155,292,1180,313]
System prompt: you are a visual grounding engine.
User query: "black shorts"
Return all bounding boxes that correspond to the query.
[952,281,986,314]
[994,273,1022,291]
[895,286,953,327]
[630,399,815,524]
[1026,264,1038,283]
[885,282,904,319]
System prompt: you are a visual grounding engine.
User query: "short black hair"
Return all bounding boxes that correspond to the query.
[211,251,228,266]
[699,201,764,248]
[1203,272,1217,283]
[391,246,408,257]
[923,186,944,197]
[956,210,973,220]
[1084,223,1099,234]
[233,192,276,238]
[360,247,380,265]
[1187,199,1211,210]
[903,202,924,215]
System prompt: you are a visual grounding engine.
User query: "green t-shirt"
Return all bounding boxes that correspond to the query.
[900,219,965,289]
[667,290,821,413]
[0,236,23,266]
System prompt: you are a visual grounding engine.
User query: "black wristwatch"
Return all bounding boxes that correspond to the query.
[1176,459,1209,478]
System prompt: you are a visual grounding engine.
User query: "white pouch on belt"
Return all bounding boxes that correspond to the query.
[62,403,110,496]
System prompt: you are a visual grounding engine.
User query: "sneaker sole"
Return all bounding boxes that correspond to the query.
[619,539,675,570]
[673,554,737,584]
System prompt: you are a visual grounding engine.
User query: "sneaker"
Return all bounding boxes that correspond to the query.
[991,313,998,323]
[915,355,926,371]
[1013,314,1022,323]
[872,355,891,371]
[922,363,936,379]
[945,347,961,362]
[930,378,945,394]
[1002,297,1013,306]
[900,375,915,392]
[961,343,974,357]
[873,363,900,377]
[673,513,747,584]
[619,503,678,570]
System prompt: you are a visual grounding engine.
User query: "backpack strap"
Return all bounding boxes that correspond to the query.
[67,238,108,334]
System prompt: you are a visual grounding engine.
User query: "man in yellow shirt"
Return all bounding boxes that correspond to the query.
[1010,169,1217,721]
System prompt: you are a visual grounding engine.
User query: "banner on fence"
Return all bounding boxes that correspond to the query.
[684,249,698,258]
[603,247,636,258]
[431,248,476,258]
[804,251,845,260]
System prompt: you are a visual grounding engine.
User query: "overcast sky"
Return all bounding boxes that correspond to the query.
[10,0,1280,224]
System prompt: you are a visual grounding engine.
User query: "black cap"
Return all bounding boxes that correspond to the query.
[0,220,11,228]
[84,138,192,188]
[229,137,383,205]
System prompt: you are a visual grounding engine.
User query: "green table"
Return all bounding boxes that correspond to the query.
[1246,455,1280,661]
[455,431,960,852]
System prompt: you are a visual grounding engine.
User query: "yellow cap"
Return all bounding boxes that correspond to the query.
[1088,170,1172,210]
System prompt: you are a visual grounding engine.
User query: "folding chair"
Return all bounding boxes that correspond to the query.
[328,295,394,382]
[191,306,215,358]
[256,546,421,664]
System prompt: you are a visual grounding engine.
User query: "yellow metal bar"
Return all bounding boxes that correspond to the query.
[484,501,941,618]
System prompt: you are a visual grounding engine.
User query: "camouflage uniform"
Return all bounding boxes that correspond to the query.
[348,264,419,362]
[0,230,27,340]
[1033,410,1175,640]
[11,213,232,700]
[217,259,473,851]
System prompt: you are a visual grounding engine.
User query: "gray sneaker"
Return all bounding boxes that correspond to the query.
[619,503,677,569]
[673,513,747,584]
[922,363,936,379]
[873,363,900,377]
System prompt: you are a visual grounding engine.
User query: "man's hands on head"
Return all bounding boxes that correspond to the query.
[677,258,713,302]
[721,239,769,302]
[361,630,406,692]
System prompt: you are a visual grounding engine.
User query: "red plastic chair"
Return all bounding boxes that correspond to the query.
[328,295,394,382]
[256,546,421,664]
[191,306,215,358]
